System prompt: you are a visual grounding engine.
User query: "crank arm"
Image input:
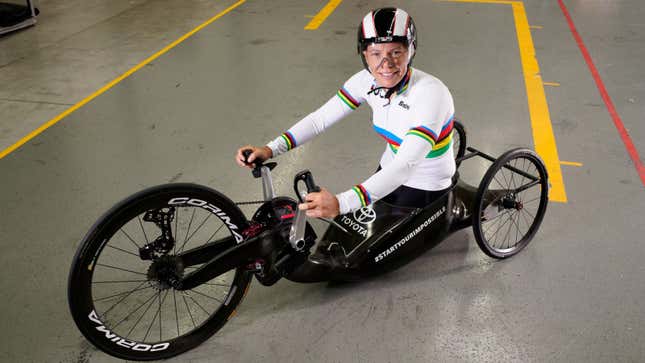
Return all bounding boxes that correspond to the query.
[289,204,308,251]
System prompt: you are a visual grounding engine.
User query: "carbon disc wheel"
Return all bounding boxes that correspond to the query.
[68,184,252,360]
[472,148,549,258]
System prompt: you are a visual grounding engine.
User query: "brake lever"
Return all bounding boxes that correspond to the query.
[289,170,322,251]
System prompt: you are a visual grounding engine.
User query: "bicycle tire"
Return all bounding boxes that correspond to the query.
[68,183,251,360]
[472,148,548,258]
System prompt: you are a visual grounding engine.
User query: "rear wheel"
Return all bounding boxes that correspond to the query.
[68,184,251,360]
[452,118,467,167]
[472,148,548,258]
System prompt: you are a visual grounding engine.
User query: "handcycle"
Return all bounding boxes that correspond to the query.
[68,119,549,360]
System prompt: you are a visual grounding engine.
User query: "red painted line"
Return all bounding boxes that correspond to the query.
[558,0,645,186]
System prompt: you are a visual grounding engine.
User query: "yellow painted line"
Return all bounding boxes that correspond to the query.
[544,82,560,87]
[561,161,583,167]
[441,0,567,202]
[305,0,343,30]
[530,25,543,29]
[0,0,246,160]
[512,2,567,202]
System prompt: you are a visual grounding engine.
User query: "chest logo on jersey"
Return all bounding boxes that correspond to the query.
[398,100,410,110]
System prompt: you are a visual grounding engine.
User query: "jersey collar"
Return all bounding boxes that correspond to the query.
[396,68,413,95]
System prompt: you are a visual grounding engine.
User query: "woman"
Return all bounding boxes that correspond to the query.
[236,7,455,219]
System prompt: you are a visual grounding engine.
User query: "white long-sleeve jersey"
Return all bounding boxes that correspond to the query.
[267,68,456,215]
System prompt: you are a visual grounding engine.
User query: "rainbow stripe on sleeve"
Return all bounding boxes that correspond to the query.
[337,87,361,110]
[405,116,454,158]
[280,131,297,150]
[352,184,371,207]
[407,126,437,146]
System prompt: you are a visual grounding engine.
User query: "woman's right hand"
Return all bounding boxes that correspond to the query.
[235,145,273,169]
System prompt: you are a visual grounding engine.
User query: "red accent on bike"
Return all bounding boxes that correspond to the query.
[280,213,295,219]
[242,222,265,239]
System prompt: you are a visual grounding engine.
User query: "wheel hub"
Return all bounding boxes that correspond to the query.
[147,255,184,290]
[501,194,523,210]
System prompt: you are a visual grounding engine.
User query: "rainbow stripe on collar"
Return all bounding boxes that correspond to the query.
[352,184,371,207]
[280,131,297,150]
[396,68,413,95]
[337,87,361,110]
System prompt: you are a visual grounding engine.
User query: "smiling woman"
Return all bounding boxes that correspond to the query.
[237,7,457,220]
[363,43,409,88]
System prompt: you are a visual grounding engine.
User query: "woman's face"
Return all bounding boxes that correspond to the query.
[363,42,409,88]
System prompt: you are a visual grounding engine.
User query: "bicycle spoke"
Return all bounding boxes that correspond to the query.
[93,279,148,284]
[493,174,505,190]
[483,208,512,224]
[520,209,533,230]
[173,290,180,336]
[522,206,536,220]
[95,285,152,302]
[499,211,515,249]
[482,207,513,234]
[499,166,511,189]
[96,263,146,276]
[112,291,158,330]
[504,211,517,249]
[183,209,197,247]
[120,228,141,250]
[187,294,211,317]
[182,294,196,328]
[509,160,518,192]
[102,281,148,317]
[482,211,506,236]
[160,290,163,341]
[184,214,212,246]
[488,212,513,245]
[107,244,140,258]
[189,288,223,303]
[138,215,150,244]
[143,290,161,341]
[174,207,179,254]
[510,211,522,248]
[521,196,541,205]
[178,213,211,253]
[126,292,159,339]
[144,290,169,342]
[203,282,231,287]
[205,223,226,245]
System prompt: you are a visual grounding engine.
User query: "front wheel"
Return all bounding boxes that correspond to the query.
[472,148,549,258]
[68,184,252,361]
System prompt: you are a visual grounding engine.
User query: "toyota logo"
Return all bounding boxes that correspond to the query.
[353,206,376,224]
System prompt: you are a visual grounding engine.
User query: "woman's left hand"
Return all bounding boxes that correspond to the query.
[298,187,340,219]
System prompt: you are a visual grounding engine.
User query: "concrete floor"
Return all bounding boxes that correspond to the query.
[1,0,644,362]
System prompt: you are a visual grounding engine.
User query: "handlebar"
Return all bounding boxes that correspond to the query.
[293,170,321,203]
[242,149,276,179]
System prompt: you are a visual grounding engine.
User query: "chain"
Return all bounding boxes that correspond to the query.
[235,200,265,206]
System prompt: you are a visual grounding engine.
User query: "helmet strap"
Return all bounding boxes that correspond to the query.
[367,66,411,104]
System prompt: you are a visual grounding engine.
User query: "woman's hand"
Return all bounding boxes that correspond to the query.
[235,145,273,169]
[298,187,340,219]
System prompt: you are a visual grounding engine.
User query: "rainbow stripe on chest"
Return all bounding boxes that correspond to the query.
[373,116,454,158]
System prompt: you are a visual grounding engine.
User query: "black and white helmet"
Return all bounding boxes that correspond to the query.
[357,7,417,71]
